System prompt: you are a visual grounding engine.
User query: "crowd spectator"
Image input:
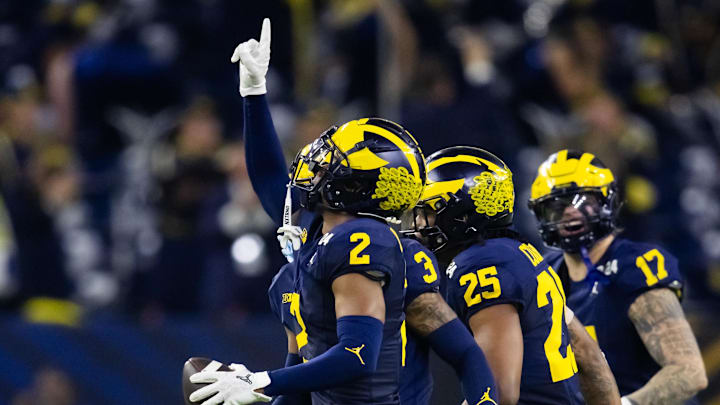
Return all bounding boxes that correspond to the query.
[0,0,718,318]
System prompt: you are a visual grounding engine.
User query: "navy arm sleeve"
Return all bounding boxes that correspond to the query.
[243,95,289,224]
[265,316,383,396]
[427,319,498,404]
[271,354,312,405]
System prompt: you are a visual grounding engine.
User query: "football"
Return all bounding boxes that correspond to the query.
[182,357,232,405]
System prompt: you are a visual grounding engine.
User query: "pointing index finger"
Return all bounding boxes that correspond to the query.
[259,18,271,48]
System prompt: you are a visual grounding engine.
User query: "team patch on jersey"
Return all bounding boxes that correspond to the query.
[446,261,458,278]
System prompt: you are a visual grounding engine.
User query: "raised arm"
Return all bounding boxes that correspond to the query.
[243,95,288,224]
[625,288,707,405]
[232,18,290,224]
[565,311,620,405]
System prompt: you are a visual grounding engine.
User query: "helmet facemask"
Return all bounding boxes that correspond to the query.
[529,186,619,252]
[402,192,479,252]
[289,127,338,211]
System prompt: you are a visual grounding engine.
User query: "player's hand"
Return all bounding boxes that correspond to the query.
[189,362,272,405]
[231,18,271,97]
[277,225,303,260]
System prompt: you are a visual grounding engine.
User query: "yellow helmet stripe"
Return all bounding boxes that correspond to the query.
[530,150,615,200]
[421,178,466,201]
[342,148,390,170]
[327,121,391,170]
[476,157,511,178]
[363,124,422,182]
[427,154,498,172]
[557,149,568,164]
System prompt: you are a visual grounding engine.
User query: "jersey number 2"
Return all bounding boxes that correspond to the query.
[350,233,371,265]
[537,267,578,382]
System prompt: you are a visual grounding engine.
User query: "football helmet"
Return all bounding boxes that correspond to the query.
[528,149,621,252]
[404,146,515,252]
[289,118,426,221]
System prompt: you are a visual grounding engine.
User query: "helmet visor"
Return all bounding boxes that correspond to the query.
[534,192,603,238]
[290,127,339,191]
[399,196,450,251]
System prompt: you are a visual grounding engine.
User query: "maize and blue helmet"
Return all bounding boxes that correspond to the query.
[289,118,426,221]
[528,149,621,252]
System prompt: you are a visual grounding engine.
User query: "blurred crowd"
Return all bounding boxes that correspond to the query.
[1,0,719,321]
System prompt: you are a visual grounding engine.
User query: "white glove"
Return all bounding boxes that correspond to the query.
[621,397,636,405]
[277,225,303,261]
[230,18,271,97]
[189,362,272,405]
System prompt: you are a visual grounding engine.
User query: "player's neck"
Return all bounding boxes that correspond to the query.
[563,234,615,282]
[321,210,355,234]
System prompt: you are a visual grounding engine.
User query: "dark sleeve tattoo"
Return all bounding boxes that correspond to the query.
[406,292,458,337]
[567,317,621,405]
[626,288,708,405]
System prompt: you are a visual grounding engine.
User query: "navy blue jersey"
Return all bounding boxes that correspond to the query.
[398,238,441,405]
[445,238,582,405]
[283,217,406,405]
[268,262,299,334]
[545,237,695,403]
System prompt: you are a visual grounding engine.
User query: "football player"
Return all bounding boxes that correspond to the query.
[231,19,498,405]
[408,146,620,405]
[528,150,708,405]
[188,20,416,405]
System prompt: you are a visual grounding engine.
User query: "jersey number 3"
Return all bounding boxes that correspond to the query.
[414,251,438,284]
[537,267,578,382]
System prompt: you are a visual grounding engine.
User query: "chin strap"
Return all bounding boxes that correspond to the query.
[356,211,402,225]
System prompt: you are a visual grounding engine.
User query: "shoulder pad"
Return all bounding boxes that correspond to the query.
[314,218,404,284]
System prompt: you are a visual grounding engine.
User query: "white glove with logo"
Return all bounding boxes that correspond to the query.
[189,362,272,405]
[277,225,303,261]
[230,18,271,97]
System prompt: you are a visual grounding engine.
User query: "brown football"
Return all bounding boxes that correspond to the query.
[182,357,232,405]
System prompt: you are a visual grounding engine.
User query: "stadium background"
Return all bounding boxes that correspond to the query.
[0,0,719,403]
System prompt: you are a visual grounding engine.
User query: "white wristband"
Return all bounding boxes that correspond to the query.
[621,396,634,405]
